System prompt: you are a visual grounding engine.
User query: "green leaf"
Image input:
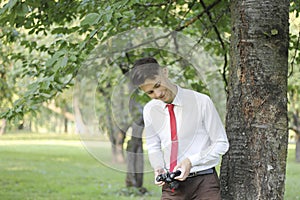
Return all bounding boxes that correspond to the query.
[81,13,100,26]
[39,92,52,98]
[45,50,67,67]
[122,10,135,19]
[54,55,68,70]
[51,27,69,34]
[16,3,29,16]
[103,10,113,23]
[114,12,123,18]
[89,29,98,38]
[61,56,69,67]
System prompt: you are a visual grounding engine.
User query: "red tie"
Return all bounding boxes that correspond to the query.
[167,104,178,172]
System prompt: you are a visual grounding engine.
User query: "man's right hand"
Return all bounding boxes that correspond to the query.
[154,168,165,186]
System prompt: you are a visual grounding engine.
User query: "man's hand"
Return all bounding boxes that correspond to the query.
[154,168,165,186]
[173,158,192,181]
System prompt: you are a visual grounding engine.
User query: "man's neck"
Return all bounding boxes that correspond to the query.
[168,84,178,103]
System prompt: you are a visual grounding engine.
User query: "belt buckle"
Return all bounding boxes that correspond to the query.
[190,172,195,177]
[188,171,198,178]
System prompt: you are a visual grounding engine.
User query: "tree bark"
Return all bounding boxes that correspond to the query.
[221,1,289,199]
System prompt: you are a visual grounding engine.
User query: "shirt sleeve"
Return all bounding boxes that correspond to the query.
[143,104,165,170]
[188,95,229,167]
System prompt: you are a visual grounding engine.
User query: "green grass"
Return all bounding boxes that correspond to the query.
[285,144,300,200]
[0,132,81,141]
[0,133,299,199]
[0,134,160,200]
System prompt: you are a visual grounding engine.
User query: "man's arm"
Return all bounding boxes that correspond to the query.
[143,105,166,184]
[189,95,229,167]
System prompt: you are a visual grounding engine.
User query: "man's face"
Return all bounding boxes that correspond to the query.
[139,72,176,104]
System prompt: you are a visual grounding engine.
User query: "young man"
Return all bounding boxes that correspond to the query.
[130,57,229,199]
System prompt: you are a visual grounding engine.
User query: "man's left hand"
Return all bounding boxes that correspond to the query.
[173,158,192,181]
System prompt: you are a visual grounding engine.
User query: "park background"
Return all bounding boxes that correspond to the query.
[1,0,300,199]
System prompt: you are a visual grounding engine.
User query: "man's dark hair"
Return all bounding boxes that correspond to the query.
[130,57,161,86]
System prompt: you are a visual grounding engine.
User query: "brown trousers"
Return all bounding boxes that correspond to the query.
[161,170,221,200]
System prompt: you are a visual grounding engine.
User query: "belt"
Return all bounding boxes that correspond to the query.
[188,168,214,178]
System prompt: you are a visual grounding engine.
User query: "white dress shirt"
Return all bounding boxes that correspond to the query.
[143,86,229,173]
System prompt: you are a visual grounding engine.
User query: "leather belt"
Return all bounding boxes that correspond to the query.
[188,168,214,178]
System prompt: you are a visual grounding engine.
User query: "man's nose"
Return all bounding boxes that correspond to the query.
[154,90,161,99]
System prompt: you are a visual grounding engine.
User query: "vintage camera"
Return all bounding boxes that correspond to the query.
[156,170,181,190]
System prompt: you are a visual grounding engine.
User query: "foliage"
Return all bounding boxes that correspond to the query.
[0,0,299,141]
[0,0,231,121]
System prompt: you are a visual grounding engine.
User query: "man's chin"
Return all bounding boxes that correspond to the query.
[163,99,172,104]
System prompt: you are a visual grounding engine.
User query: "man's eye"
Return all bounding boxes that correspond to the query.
[147,91,153,95]
[155,83,160,88]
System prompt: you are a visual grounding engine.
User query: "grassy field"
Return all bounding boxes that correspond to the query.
[0,133,299,200]
[285,144,300,200]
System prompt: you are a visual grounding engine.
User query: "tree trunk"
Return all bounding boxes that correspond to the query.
[0,119,7,135]
[73,95,89,134]
[292,112,300,162]
[220,1,289,199]
[113,129,126,163]
[64,118,68,133]
[296,134,300,162]
[126,123,144,187]
[102,93,126,164]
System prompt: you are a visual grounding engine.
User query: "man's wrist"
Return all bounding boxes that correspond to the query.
[188,154,200,167]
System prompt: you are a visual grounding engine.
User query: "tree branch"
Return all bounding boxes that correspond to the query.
[110,31,173,55]
[135,2,172,7]
[175,0,222,31]
[43,101,75,121]
[182,0,197,20]
[163,0,174,25]
[199,0,228,93]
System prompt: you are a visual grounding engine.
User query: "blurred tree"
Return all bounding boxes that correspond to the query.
[288,5,300,162]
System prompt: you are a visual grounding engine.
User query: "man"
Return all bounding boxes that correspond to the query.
[130,57,229,199]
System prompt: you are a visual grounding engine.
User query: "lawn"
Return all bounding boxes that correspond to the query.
[0,134,299,199]
[285,144,300,200]
[0,134,160,200]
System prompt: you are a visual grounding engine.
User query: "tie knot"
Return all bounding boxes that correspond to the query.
[166,104,174,110]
